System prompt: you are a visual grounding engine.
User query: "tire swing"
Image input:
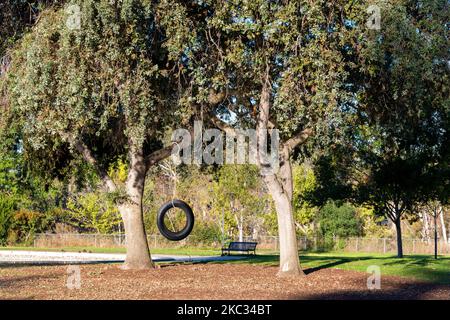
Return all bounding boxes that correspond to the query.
[157,199,195,241]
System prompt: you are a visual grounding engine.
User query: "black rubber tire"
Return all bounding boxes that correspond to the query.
[157,199,195,241]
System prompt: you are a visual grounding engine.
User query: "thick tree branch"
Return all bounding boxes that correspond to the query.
[145,144,176,169]
[384,201,397,221]
[144,127,195,170]
[70,138,118,193]
[211,117,237,137]
[384,206,396,222]
[282,128,313,154]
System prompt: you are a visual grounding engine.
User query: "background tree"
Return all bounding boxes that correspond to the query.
[352,0,449,257]
[213,164,267,242]
[66,192,121,234]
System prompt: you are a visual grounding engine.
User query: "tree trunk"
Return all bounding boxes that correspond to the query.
[238,214,244,242]
[257,75,303,277]
[439,206,447,244]
[119,147,153,270]
[394,219,403,258]
[265,174,304,276]
[434,208,438,259]
[119,201,153,269]
[422,210,431,242]
[69,136,157,270]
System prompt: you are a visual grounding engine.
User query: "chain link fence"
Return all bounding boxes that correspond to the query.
[33,233,223,249]
[33,233,450,255]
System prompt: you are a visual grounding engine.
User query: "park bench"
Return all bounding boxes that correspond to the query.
[221,241,258,256]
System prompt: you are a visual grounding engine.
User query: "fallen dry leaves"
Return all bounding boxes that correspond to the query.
[0,263,448,300]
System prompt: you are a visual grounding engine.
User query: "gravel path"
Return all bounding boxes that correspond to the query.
[0,250,244,265]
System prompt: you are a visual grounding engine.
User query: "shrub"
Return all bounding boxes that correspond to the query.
[318,201,363,238]
[0,193,16,245]
[191,223,222,245]
[9,208,45,245]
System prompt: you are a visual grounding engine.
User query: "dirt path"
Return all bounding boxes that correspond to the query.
[0,263,448,300]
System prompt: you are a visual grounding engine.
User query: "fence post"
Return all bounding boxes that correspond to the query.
[356,238,359,252]
[383,238,386,254]
[413,239,415,254]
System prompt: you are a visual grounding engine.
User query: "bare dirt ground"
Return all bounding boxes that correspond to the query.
[0,263,449,300]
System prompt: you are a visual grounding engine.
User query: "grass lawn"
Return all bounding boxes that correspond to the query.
[1,246,449,284]
[236,252,450,284]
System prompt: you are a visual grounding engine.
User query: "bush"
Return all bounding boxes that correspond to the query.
[318,201,363,238]
[190,223,222,245]
[9,208,47,245]
[0,193,16,245]
[314,236,336,252]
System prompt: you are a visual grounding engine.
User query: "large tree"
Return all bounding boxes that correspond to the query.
[174,0,366,276]
[2,0,198,269]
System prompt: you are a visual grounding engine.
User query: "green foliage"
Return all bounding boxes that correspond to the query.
[67,192,121,233]
[214,164,260,203]
[142,163,275,240]
[108,157,128,184]
[183,0,366,145]
[357,206,392,238]
[317,201,363,239]
[0,193,16,245]
[0,153,19,193]
[3,0,188,180]
[1,0,447,248]
[308,149,355,207]
[292,164,318,235]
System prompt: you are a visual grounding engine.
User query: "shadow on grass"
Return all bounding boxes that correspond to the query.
[215,253,450,285]
[381,255,450,266]
[231,254,376,266]
[303,258,354,275]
